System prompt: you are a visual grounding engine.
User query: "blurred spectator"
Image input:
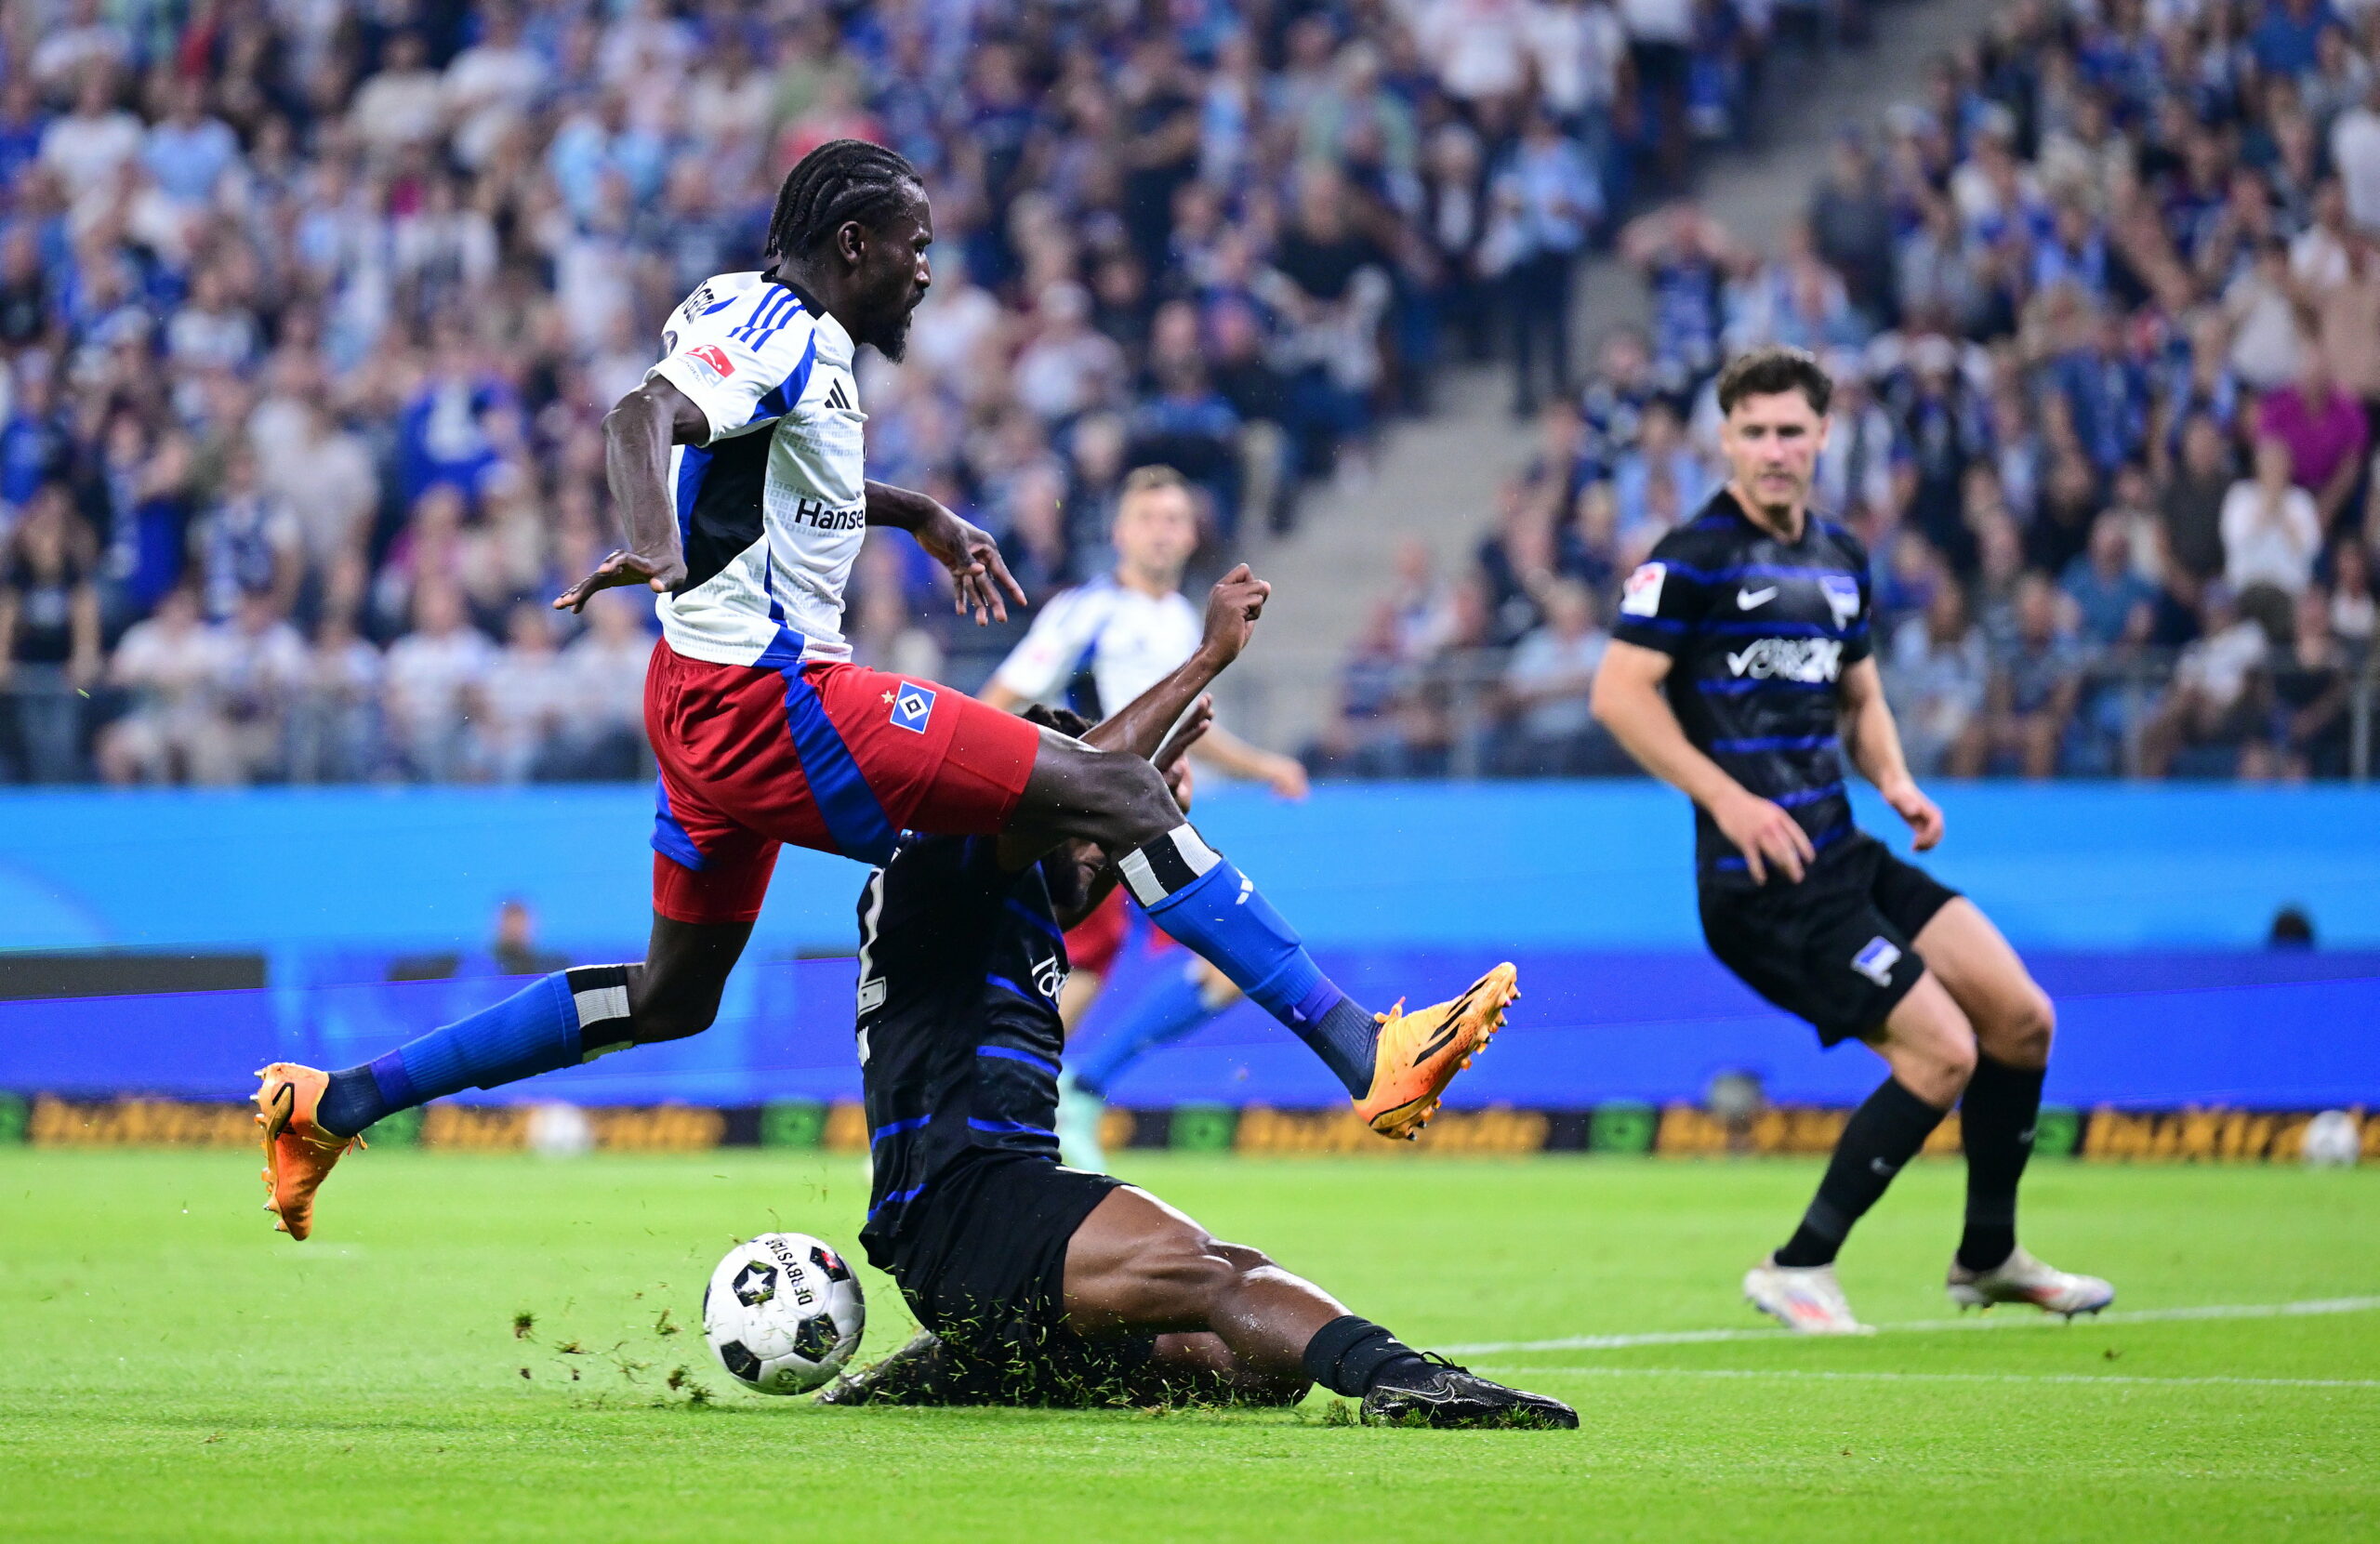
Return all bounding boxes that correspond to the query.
[2159,413,2238,586]
[558,590,652,780]
[1888,582,1990,777]
[383,584,492,783]
[0,486,99,782]
[493,898,569,977]
[2245,585,2353,779]
[2222,437,2323,596]
[2140,583,2274,778]
[98,587,226,784]
[1970,574,2083,778]
[2254,346,2370,531]
[1498,579,1616,774]
[2062,512,2159,649]
[1491,107,1602,416]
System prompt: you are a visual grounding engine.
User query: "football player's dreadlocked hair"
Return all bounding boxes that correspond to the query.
[764,139,921,262]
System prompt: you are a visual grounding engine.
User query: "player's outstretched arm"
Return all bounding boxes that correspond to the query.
[1591,638,1817,884]
[1080,564,1268,763]
[1838,656,1943,851]
[556,377,706,612]
[864,479,1026,626]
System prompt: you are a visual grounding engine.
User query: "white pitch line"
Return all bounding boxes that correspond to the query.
[1440,1295,2380,1355]
[1465,1366,2380,1392]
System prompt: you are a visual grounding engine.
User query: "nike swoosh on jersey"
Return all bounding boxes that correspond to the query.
[1737,586,1778,609]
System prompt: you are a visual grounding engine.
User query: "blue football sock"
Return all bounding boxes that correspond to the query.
[314,965,636,1138]
[1074,964,1217,1098]
[1120,827,1379,1098]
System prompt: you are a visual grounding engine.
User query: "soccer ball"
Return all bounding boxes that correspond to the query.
[701,1233,866,1394]
[2300,1110,2363,1168]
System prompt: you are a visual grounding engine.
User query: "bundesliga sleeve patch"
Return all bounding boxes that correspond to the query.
[889,682,936,734]
[1620,561,1667,618]
[1821,574,1862,630]
[684,344,734,381]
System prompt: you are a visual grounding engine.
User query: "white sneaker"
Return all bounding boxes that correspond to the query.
[1055,1073,1106,1172]
[1744,1256,1874,1335]
[1947,1246,2115,1318]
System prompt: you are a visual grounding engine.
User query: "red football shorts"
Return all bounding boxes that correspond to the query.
[646,639,1042,925]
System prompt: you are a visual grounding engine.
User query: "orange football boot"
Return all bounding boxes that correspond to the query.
[252,1062,361,1240]
[1352,962,1519,1140]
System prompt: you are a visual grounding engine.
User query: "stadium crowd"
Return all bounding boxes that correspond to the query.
[0,0,1831,785]
[1318,0,2380,781]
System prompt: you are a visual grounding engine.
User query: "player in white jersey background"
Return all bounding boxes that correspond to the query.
[982,465,1310,1168]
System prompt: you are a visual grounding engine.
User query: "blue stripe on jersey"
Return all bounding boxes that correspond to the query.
[866,1182,925,1222]
[1659,561,1864,585]
[871,1115,931,1143]
[1003,899,1065,943]
[1704,620,1867,638]
[1713,820,1853,870]
[966,1117,1058,1138]
[757,626,899,864]
[1620,615,1687,632]
[1694,677,1835,694]
[671,442,713,554]
[650,774,706,870]
[986,972,1051,1004]
[731,285,796,341]
[976,1043,1062,1076]
[749,290,804,350]
[1775,781,1846,807]
[749,330,817,425]
[1711,733,1839,754]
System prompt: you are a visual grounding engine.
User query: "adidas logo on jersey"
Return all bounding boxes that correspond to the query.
[823,378,853,412]
[1724,636,1843,682]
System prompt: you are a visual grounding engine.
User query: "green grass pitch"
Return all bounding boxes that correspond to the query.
[3,1147,2375,1542]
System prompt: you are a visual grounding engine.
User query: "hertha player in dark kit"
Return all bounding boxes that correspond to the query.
[817,567,1567,1428]
[1590,346,2112,1335]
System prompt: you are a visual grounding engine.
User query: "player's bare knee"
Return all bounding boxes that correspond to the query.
[1988,986,2055,1068]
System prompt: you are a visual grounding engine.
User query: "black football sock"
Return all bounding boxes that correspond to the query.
[313,1068,387,1141]
[1300,1314,1430,1396]
[1956,1054,2046,1273]
[1773,1076,1949,1268]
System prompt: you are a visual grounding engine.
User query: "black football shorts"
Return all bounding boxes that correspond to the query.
[886,1151,1154,1405]
[1698,831,1961,1046]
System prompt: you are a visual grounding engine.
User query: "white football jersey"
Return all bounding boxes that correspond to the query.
[990,574,1203,719]
[644,271,869,666]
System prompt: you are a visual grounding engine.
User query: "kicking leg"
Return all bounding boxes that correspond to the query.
[1013,734,1515,1139]
[1917,900,2113,1315]
[253,916,751,1239]
[1062,1186,1575,1427]
[1746,976,1969,1334]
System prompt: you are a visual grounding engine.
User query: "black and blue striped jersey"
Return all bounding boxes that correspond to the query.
[1609,488,1873,881]
[853,834,1070,1272]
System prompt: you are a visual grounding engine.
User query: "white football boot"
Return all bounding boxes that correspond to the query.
[1744,1256,1875,1335]
[1946,1247,2115,1318]
[1055,1073,1107,1172]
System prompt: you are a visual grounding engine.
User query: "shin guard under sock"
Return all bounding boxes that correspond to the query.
[1121,826,1377,1097]
[1957,1055,2046,1272]
[1773,1076,1950,1268]
[315,965,636,1138]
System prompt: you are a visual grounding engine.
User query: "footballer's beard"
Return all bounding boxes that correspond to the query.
[1737,469,1811,524]
[866,303,918,363]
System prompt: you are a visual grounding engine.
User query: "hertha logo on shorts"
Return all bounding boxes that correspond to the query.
[890,683,936,734]
[1851,936,1902,986]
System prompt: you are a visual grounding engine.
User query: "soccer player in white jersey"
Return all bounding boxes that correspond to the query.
[982,465,1311,1166]
[251,141,1518,1241]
